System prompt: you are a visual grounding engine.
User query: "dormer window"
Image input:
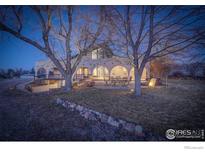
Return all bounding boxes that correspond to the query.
[91,49,104,60]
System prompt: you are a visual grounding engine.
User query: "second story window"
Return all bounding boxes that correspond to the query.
[92,50,98,60]
[91,49,104,60]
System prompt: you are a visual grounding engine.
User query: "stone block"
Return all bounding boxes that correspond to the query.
[107,116,119,127]
[87,112,97,121]
[76,105,84,112]
[100,114,109,123]
[70,103,76,108]
[124,122,135,132]
[135,125,143,134]
[62,102,68,108]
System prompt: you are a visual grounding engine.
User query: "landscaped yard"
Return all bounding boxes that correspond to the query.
[57,79,205,139]
[1,79,204,140]
[0,80,146,141]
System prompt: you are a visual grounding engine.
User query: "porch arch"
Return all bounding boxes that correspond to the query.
[110,65,128,78]
[75,67,90,79]
[130,67,147,80]
[37,67,46,78]
[92,66,109,80]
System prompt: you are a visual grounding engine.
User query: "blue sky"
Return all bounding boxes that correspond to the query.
[0,6,204,70]
[0,6,101,70]
[0,32,47,70]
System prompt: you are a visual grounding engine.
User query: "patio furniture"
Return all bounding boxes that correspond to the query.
[109,77,129,86]
[86,81,95,87]
[104,75,111,86]
[110,77,117,86]
[120,77,129,86]
[104,79,110,86]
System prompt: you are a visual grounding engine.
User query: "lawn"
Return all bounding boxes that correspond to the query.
[57,79,205,138]
[0,89,144,141]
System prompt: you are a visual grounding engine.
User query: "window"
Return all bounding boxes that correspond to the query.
[76,67,89,79]
[91,49,104,60]
[93,66,109,80]
[77,68,83,75]
[97,49,104,59]
[92,50,98,60]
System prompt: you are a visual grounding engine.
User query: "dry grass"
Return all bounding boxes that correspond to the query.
[1,89,142,141]
[57,79,205,137]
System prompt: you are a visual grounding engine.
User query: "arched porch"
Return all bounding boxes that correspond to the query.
[110,66,129,79]
[130,67,147,81]
[37,67,47,78]
[74,67,90,80]
[92,66,109,80]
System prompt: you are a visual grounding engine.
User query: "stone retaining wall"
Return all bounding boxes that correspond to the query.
[56,98,144,136]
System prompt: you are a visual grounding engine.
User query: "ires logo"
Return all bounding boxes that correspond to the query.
[166,129,204,140]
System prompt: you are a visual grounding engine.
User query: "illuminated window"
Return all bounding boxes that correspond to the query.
[92,50,98,60]
[93,66,109,79]
[77,68,83,75]
[76,67,89,79]
[91,49,104,60]
[97,49,104,59]
[84,68,89,76]
[77,67,89,76]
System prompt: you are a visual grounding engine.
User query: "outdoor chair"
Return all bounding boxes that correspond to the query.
[121,77,129,86]
[104,76,111,86]
[110,77,116,86]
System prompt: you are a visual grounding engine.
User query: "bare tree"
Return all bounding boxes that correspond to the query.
[188,30,205,62]
[0,6,105,91]
[188,62,204,78]
[105,6,205,96]
[150,56,172,78]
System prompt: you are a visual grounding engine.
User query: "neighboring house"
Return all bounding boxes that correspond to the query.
[33,48,150,92]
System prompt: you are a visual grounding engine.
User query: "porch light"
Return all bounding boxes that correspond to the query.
[148,78,156,87]
[130,89,134,92]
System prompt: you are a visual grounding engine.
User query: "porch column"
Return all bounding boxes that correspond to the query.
[34,67,38,80]
[128,69,131,80]
[46,69,49,78]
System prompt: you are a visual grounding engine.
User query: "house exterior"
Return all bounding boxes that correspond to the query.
[33,48,150,92]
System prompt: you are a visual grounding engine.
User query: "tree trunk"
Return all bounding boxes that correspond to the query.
[134,68,141,96]
[64,74,72,91]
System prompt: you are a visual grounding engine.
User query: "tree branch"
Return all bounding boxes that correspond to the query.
[0,22,46,52]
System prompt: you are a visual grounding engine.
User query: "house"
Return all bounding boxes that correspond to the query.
[33,48,150,92]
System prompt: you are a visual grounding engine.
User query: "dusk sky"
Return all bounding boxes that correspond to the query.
[0,6,101,70]
[0,33,47,70]
[0,6,204,70]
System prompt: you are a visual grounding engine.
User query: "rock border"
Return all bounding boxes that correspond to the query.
[56,98,144,136]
